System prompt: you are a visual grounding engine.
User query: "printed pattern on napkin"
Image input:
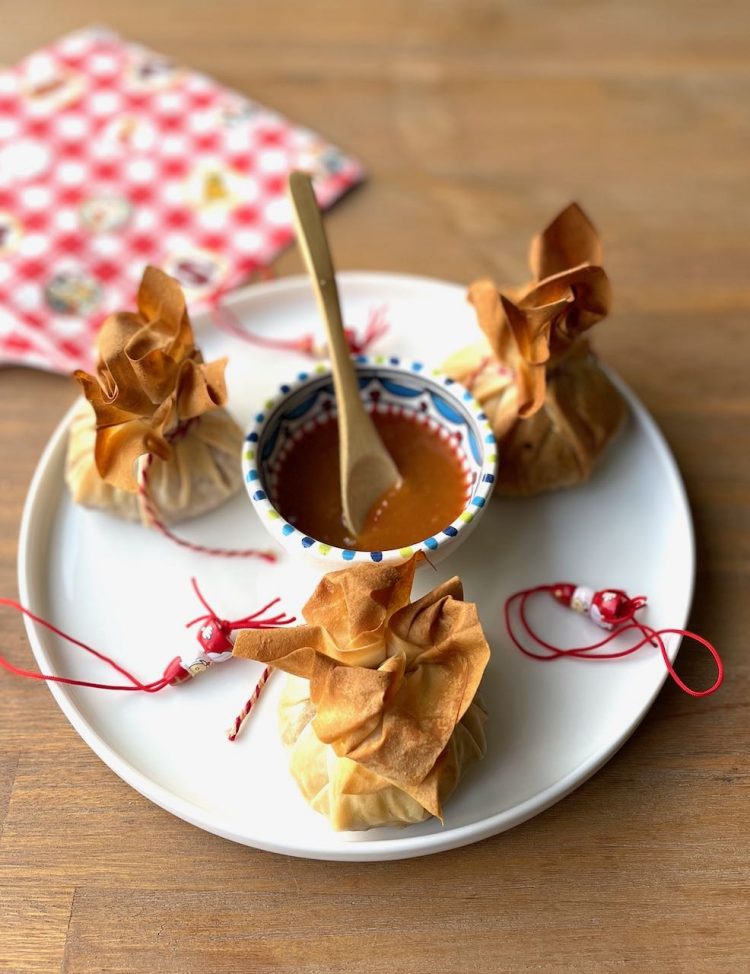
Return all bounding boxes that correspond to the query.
[0,27,364,372]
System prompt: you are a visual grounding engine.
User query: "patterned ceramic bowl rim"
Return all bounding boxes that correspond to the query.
[242,356,497,564]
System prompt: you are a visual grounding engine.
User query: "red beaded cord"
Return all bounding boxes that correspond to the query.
[504,584,724,698]
[0,595,179,692]
[0,580,294,697]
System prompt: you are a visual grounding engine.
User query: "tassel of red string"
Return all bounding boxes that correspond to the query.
[0,579,294,694]
[175,578,286,738]
[209,302,390,359]
[504,583,723,698]
[176,577,294,684]
[345,304,390,355]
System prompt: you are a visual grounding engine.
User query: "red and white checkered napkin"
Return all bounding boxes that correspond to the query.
[0,27,364,373]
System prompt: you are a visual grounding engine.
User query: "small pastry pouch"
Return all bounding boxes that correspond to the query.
[66,266,243,523]
[444,204,627,495]
[233,558,490,830]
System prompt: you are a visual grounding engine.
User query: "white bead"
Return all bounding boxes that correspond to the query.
[571,586,594,614]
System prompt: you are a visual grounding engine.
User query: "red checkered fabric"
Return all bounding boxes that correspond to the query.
[0,27,364,372]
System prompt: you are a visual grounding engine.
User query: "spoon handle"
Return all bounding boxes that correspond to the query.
[287,171,360,405]
[287,171,399,535]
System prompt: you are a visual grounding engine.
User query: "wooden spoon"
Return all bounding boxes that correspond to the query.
[287,170,400,537]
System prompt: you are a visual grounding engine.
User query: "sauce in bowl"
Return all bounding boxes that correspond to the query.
[272,409,469,550]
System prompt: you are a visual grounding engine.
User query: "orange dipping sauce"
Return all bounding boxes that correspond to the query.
[272,410,469,551]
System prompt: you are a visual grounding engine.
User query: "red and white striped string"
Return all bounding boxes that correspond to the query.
[137,451,277,562]
[227,665,273,741]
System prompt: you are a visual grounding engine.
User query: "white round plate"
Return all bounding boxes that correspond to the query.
[18,272,694,861]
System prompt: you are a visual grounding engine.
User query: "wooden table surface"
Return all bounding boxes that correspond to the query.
[1,2,748,971]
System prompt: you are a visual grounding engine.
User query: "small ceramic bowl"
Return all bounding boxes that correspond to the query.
[242,356,497,567]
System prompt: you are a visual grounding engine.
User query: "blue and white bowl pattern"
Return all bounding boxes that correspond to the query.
[243,357,497,565]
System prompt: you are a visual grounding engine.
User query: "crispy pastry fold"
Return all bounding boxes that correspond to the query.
[444,204,626,495]
[234,559,490,829]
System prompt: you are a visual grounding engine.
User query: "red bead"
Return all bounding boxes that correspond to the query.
[196,618,233,655]
[552,583,576,607]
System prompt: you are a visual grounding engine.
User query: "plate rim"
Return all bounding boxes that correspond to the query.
[17,270,695,861]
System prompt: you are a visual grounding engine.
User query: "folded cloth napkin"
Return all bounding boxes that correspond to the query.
[0,27,364,372]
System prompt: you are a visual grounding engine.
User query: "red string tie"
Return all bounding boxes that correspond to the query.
[137,452,277,562]
[176,577,295,684]
[505,582,723,698]
[0,579,295,694]
[210,301,390,359]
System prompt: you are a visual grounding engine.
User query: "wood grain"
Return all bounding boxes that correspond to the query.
[1,2,748,972]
